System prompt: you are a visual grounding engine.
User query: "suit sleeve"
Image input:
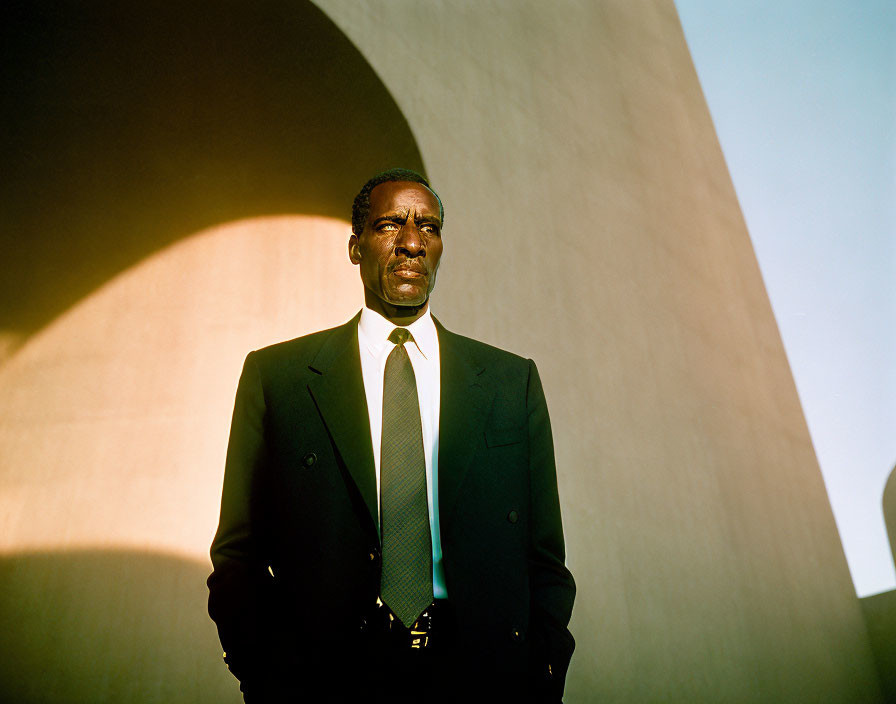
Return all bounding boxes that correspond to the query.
[526,358,576,701]
[207,352,279,691]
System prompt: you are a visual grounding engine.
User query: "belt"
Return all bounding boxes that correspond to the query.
[362,598,455,651]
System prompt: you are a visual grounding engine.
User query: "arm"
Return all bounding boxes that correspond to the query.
[526,358,576,701]
[207,352,278,692]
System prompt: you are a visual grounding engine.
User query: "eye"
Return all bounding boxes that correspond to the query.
[421,223,441,235]
[377,223,399,233]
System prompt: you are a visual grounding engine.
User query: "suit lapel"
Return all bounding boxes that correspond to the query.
[304,314,494,541]
[306,314,379,538]
[435,319,495,530]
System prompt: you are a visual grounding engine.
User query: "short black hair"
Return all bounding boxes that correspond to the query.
[351,168,444,236]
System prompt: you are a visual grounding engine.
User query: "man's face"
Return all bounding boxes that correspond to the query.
[349,180,443,316]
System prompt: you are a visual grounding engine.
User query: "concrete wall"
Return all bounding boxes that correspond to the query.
[0,0,883,702]
[312,1,881,701]
[866,467,896,703]
[0,3,408,702]
[862,589,896,704]
[885,466,896,559]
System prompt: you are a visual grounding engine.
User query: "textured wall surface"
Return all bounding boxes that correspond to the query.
[0,216,363,703]
[862,589,896,704]
[311,1,881,701]
[1,0,422,340]
[0,0,884,702]
[869,469,896,703]
[0,3,405,702]
[885,467,896,558]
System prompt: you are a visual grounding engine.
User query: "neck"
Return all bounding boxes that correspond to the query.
[365,294,429,326]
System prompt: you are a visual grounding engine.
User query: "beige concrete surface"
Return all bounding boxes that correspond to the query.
[0,216,360,559]
[0,0,884,701]
[311,1,882,700]
[861,588,896,704]
[0,217,361,702]
[1,3,417,700]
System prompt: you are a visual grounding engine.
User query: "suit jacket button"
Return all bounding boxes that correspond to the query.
[368,551,377,561]
[510,627,523,641]
[507,510,519,523]
[302,452,317,467]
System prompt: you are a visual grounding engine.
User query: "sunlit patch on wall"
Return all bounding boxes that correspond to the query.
[0,215,363,562]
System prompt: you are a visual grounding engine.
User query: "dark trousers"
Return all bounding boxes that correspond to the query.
[362,599,466,703]
[367,640,462,703]
[240,647,531,704]
[241,601,502,703]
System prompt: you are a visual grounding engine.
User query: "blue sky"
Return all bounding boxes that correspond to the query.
[674,0,895,597]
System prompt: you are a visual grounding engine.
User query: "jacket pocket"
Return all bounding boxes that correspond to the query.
[485,426,523,448]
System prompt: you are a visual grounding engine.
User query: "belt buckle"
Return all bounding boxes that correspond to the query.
[409,607,433,649]
[409,629,429,649]
[377,599,436,650]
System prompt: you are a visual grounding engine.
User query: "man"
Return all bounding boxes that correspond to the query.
[208,168,575,702]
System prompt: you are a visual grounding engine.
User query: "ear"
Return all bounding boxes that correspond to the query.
[348,234,361,265]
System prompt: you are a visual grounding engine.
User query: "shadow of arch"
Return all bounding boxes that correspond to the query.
[0,549,240,704]
[1,0,424,337]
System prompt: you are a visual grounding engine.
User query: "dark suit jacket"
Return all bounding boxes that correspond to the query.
[208,313,575,700]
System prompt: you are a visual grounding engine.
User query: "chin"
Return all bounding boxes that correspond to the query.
[387,289,428,308]
[388,298,427,310]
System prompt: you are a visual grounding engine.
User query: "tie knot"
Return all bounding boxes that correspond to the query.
[388,328,411,347]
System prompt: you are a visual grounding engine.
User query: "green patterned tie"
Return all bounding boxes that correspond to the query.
[379,327,433,628]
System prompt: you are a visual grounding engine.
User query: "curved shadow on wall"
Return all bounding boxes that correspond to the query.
[0,549,239,704]
[0,4,422,702]
[1,0,424,336]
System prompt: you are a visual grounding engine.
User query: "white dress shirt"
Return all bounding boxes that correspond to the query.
[357,306,447,598]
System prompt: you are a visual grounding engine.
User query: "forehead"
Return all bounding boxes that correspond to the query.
[368,181,440,217]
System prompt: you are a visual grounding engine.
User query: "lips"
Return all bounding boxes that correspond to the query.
[391,265,426,279]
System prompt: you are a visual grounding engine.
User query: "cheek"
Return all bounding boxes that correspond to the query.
[359,256,383,288]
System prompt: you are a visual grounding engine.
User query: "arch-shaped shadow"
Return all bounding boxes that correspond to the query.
[0,549,239,704]
[1,0,424,336]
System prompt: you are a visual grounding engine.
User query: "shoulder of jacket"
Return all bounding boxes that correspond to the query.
[437,322,533,371]
[248,318,353,369]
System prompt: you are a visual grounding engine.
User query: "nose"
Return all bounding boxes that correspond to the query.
[395,223,425,258]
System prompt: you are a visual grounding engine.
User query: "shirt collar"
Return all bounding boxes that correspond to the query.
[358,306,438,360]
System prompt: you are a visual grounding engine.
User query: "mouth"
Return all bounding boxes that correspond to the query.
[391,266,426,280]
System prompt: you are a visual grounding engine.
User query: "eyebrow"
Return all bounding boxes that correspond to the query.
[415,214,441,225]
[372,213,441,227]
[373,215,406,225]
